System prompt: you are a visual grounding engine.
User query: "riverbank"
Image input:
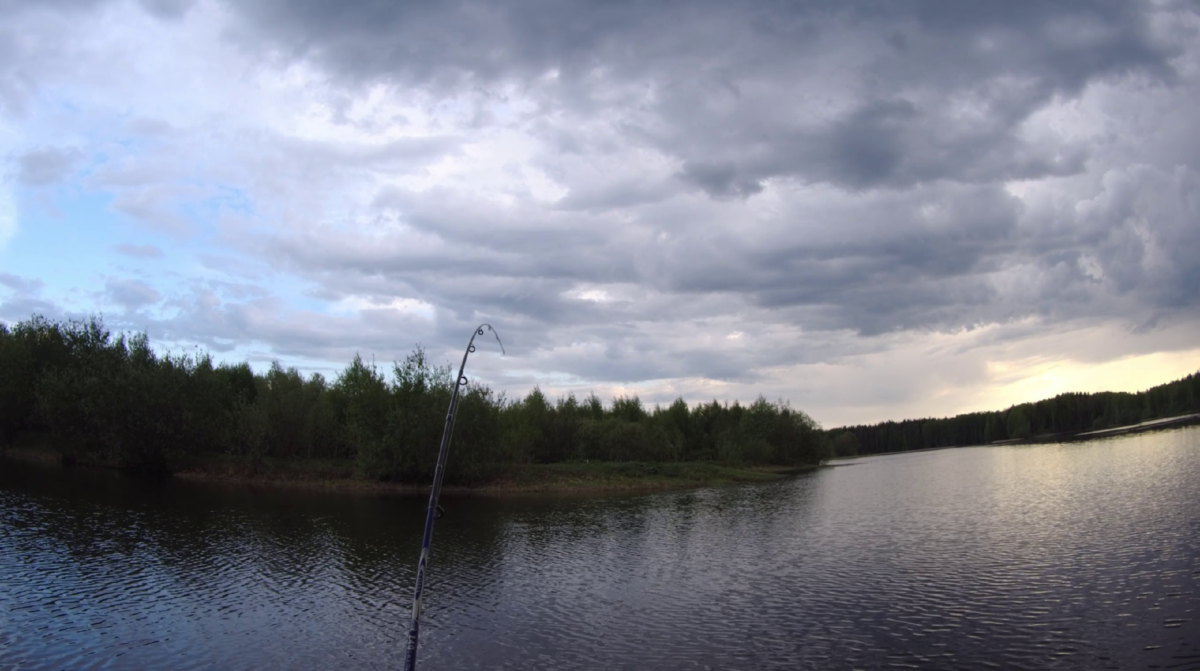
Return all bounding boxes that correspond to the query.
[986,412,1200,446]
[832,412,1200,460]
[0,444,811,495]
[1070,412,1200,440]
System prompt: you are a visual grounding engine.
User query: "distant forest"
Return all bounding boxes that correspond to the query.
[828,371,1200,457]
[0,316,824,480]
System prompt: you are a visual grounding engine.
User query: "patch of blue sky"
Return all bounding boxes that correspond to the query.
[3,189,131,302]
[3,130,360,372]
[8,178,305,304]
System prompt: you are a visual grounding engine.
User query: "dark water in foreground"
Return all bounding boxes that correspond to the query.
[2,429,1199,670]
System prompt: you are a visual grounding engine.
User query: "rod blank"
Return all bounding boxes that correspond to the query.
[403,324,503,671]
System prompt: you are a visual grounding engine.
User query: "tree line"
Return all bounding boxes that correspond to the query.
[827,371,1200,457]
[0,316,826,480]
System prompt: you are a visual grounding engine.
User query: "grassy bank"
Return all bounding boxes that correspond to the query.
[170,455,811,494]
[1,443,807,495]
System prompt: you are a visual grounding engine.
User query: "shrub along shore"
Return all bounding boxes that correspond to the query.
[0,316,828,491]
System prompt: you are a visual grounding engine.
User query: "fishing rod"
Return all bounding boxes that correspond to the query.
[403,323,504,671]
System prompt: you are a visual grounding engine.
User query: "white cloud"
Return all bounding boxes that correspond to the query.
[332,295,436,321]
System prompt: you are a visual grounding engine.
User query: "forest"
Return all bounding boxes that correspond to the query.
[827,370,1200,457]
[0,316,826,481]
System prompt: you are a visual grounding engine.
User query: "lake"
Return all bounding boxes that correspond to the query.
[2,428,1199,670]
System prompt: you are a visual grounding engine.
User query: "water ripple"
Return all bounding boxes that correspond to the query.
[2,427,1199,669]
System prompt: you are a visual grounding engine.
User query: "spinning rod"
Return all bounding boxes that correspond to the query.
[403,324,504,671]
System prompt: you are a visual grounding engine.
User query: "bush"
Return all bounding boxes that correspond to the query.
[36,321,225,472]
[831,431,859,457]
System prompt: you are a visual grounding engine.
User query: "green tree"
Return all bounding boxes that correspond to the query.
[1006,405,1032,439]
[831,431,859,457]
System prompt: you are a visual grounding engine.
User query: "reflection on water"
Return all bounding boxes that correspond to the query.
[3,428,1199,670]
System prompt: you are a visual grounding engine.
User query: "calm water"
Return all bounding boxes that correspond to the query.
[2,429,1199,670]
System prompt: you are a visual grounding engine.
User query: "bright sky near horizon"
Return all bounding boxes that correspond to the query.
[2,0,1199,427]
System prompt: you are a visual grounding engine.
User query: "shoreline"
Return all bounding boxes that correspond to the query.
[832,412,1200,461]
[0,445,814,496]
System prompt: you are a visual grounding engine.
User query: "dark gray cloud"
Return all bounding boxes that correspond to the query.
[678,160,764,199]
[224,0,1178,194]
[228,1,1170,86]
[136,0,194,20]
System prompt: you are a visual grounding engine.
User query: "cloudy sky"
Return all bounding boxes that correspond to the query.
[2,0,1199,427]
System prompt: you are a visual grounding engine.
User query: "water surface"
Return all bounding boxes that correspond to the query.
[3,428,1199,669]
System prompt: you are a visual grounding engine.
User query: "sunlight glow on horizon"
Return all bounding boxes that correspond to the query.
[978,349,1200,414]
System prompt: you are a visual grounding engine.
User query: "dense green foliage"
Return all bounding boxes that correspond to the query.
[0,316,826,479]
[832,372,1200,456]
